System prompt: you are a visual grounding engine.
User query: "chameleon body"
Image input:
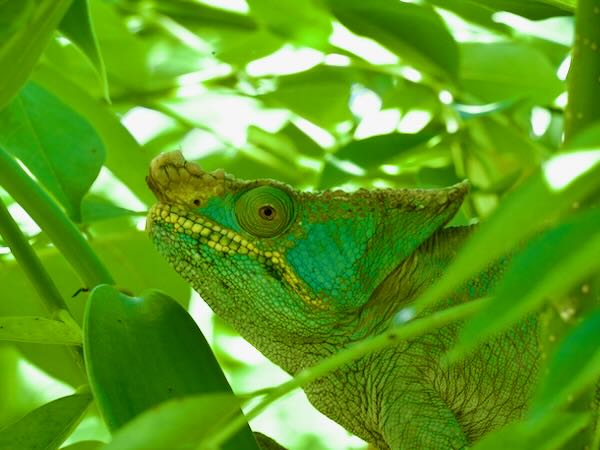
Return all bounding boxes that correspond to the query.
[146,151,539,449]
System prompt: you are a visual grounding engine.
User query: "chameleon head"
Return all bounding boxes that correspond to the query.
[146,151,469,342]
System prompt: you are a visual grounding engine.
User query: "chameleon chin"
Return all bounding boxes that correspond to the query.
[146,150,538,450]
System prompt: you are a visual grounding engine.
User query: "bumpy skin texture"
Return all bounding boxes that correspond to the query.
[146,151,539,450]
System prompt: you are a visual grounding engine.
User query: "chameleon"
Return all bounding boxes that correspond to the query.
[145,150,539,450]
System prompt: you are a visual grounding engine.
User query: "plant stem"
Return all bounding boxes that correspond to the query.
[564,0,600,142]
[201,298,488,449]
[0,198,85,372]
[0,147,114,288]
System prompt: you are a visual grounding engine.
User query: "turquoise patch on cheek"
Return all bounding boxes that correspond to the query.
[197,196,242,233]
[286,220,368,307]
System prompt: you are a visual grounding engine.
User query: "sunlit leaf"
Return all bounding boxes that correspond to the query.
[0,82,105,220]
[327,0,458,79]
[247,0,332,48]
[460,42,564,104]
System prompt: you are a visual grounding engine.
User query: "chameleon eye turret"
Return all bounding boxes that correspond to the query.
[235,186,295,238]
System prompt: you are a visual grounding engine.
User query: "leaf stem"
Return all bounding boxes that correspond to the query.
[0,147,114,287]
[564,0,600,142]
[201,298,488,449]
[0,198,85,371]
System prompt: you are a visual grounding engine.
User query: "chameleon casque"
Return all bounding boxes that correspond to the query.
[146,151,539,450]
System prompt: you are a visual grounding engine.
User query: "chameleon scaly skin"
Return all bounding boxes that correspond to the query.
[146,151,538,449]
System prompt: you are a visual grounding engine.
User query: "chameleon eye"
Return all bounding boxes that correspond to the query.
[235,186,294,237]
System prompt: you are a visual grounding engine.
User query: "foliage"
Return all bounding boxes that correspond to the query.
[0,0,598,449]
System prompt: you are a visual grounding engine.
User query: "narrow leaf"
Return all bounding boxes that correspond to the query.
[411,150,600,314]
[0,393,92,450]
[0,0,73,109]
[472,412,589,450]
[530,308,600,418]
[449,207,600,361]
[0,316,82,345]
[59,0,109,100]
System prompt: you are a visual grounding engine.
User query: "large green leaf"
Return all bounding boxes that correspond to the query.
[59,0,108,99]
[84,286,258,449]
[0,230,190,387]
[448,207,600,361]
[478,0,573,18]
[0,316,81,345]
[0,392,91,450]
[327,0,458,80]
[460,42,564,104]
[0,0,73,109]
[101,394,242,450]
[0,82,105,220]
[32,66,154,206]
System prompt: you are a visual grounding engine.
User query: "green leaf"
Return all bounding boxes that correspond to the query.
[101,394,242,450]
[60,441,104,450]
[0,393,92,450]
[327,0,458,80]
[260,66,353,129]
[0,316,81,345]
[59,0,108,100]
[471,412,589,450]
[0,230,191,387]
[81,196,141,223]
[411,149,600,314]
[0,82,105,221]
[530,308,600,418]
[427,0,510,33]
[460,42,564,104]
[448,207,600,361]
[0,0,73,109]
[478,0,573,18]
[32,65,154,206]
[84,286,258,449]
[334,132,435,169]
[247,0,332,48]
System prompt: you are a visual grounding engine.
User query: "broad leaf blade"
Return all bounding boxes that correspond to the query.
[0,82,105,220]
